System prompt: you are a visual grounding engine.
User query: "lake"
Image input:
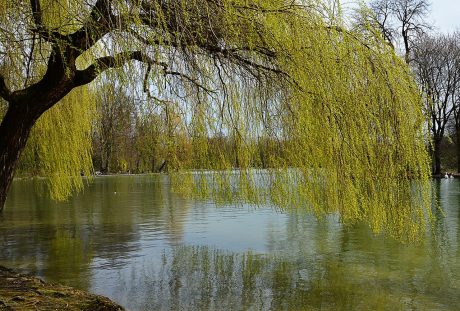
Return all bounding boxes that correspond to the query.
[1,175,459,310]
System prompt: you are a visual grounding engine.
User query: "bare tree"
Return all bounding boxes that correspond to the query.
[448,32,460,173]
[368,0,396,48]
[94,86,136,174]
[412,33,460,175]
[368,0,430,63]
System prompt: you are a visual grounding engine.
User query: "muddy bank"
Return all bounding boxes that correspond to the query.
[0,266,124,311]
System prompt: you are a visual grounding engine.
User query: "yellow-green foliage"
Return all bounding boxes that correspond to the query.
[164,0,432,241]
[0,0,432,241]
[21,87,95,201]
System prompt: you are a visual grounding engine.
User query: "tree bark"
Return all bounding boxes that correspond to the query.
[0,102,38,211]
[101,143,111,174]
[433,138,442,176]
[456,127,460,173]
[0,48,75,211]
[402,29,410,64]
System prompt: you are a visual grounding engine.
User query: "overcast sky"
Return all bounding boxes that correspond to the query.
[430,0,460,33]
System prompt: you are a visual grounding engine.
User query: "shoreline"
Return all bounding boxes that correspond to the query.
[433,172,460,179]
[0,266,124,311]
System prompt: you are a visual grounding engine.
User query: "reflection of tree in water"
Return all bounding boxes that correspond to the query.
[0,180,94,288]
[2,177,460,310]
[0,175,191,288]
[136,244,459,311]
[46,228,93,289]
[140,245,389,310]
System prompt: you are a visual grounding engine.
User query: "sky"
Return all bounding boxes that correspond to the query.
[341,0,460,33]
[430,0,460,33]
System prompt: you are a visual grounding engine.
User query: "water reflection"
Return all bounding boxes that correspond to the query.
[0,176,459,310]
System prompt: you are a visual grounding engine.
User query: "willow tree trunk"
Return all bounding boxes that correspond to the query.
[0,93,69,211]
[0,40,84,211]
[0,101,38,211]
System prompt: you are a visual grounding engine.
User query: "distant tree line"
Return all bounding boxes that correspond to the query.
[89,84,287,174]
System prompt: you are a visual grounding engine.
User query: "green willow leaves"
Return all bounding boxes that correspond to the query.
[0,0,431,241]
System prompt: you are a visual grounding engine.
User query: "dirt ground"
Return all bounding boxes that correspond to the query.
[0,266,124,311]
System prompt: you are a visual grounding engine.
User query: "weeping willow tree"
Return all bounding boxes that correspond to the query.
[16,86,95,200]
[0,0,431,241]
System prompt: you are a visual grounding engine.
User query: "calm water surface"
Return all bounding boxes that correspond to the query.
[1,175,459,310]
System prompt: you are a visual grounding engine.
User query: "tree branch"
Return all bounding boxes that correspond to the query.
[29,0,68,43]
[30,0,43,27]
[29,0,115,53]
[0,74,11,101]
[164,70,216,94]
[74,51,167,86]
[75,50,217,94]
[68,0,116,52]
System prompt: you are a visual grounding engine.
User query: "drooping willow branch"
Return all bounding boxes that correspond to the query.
[74,51,167,86]
[74,51,218,94]
[0,0,434,241]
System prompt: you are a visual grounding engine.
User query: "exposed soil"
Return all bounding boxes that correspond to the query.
[0,266,124,311]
